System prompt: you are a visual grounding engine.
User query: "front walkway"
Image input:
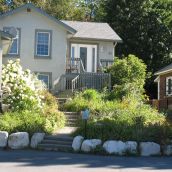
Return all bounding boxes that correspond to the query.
[53,127,77,136]
[0,150,172,172]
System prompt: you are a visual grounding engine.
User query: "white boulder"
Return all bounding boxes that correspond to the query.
[8,132,29,149]
[30,133,45,149]
[140,142,160,156]
[72,136,84,151]
[125,141,138,155]
[0,131,8,148]
[81,139,102,152]
[103,140,126,155]
[163,145,172,156]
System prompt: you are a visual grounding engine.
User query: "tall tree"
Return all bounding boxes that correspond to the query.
[95,0,172,98]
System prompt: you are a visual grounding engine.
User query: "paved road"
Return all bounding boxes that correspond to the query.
[0,150,172,172]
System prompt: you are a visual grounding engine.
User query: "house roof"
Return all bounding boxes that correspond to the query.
[62,21,122,42]
[155,63,172,75]
[0,3,76,34]
[0,30,13,40]
[0,3,122,42]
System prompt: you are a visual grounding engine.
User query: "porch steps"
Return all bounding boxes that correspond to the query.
[56,97,70,111]
[64,112,80,127]
[56,90,73,98]
[37,135,73,152]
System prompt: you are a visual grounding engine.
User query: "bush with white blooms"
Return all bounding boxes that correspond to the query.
[2,60,45,111]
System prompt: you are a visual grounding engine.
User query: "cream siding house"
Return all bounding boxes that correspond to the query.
[0,3,122,92]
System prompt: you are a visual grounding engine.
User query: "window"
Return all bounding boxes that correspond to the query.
[100,59,113,68]
[71,46,75,65]
[35,30,52,57]
[3,27,20,56]
[37,73,50,89]
[166,77,172,96]
[92,48,95,72]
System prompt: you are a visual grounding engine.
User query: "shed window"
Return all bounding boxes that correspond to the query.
[166,77,172,96]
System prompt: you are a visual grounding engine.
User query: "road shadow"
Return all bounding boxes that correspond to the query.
[0,150,172,170]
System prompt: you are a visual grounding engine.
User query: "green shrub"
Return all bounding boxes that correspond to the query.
[108,54,147,89]
[106,55,147,100]
[40,90,58,110]
[0,110,66,135]
[64,89,172,144]
[0,111,46,135]
[2,60,45,111]
[81,89,101,101]
[41,90,66,133]
[74,104,172,144]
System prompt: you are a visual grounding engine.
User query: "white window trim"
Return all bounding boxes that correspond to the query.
[36,31,50,57]
[166,76,172,96]
[38,73,50,89]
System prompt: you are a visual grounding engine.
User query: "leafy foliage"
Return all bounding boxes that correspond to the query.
[1,60,65,134]
[0,0,86,20]
[95,0,172,98]
[0,110,47,135]
[2,60,45,111]
[108,55,147,90]
[64,89,172,144]
[0,110,65,135]
[106,55,147,100]
[0,90,66,135]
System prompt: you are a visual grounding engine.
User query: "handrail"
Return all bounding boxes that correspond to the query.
[80,59,86,73]
[99,60,104,73]
[72,75,80,92]
[66,57,87,73]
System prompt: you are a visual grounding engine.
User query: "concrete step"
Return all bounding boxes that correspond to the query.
[57,98,69,104]
[41,140,72,146]
[38,134,74,152]
[44,135,73,141]
[37,143,72,152]
[56,90,73,98]
[64,112,80,127]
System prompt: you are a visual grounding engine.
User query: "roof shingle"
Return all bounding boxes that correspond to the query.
[62,21,122,42]
[155,63,172,75]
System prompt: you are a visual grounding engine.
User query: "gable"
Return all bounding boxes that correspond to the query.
[0,3,76,34]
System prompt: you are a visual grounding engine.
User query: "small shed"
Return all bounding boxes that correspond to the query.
[155,63,172,110]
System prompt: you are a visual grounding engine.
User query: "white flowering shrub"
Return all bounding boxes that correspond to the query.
[2,60,45,111]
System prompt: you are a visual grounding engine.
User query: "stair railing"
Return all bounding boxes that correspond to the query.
[71,75,80,92]
[80,59,86,73]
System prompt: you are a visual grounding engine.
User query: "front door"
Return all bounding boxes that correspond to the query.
[80,47,87,70]
[71,44,97,72]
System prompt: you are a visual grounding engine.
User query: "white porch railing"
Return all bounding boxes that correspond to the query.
[54,72,111,93]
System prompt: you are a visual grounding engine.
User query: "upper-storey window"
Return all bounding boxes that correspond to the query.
[3,27,20,56]
[35,30,52,58]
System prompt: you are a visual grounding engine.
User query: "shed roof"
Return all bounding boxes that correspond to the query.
[155,63,172,75]
[62,21,122,42]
